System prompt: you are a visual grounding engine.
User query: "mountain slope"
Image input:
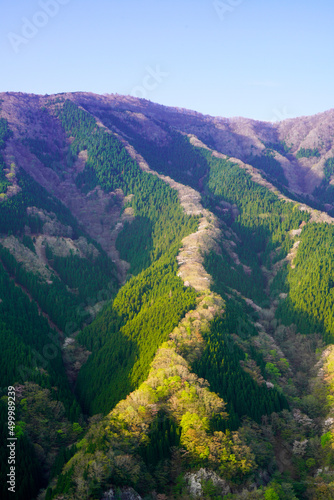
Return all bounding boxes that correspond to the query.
[1,93,334,499]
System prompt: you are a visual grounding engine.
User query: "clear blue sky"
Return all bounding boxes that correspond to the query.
[1,0,333,121]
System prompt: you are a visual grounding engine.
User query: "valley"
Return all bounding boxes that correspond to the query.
[1,92,334,499]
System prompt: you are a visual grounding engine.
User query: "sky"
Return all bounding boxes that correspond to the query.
[1,0,333,121]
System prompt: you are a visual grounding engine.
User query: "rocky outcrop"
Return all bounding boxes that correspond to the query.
[184,468,230,498]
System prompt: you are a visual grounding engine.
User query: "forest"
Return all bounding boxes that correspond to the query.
[1,95,334,499]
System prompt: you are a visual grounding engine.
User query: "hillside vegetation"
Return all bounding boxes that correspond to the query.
[1,93,334,499]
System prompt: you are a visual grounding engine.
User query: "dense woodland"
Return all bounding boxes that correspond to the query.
[76,252,197,414]
[1,97,334,499]
[192,310,289,431]
[0,114,111,499]
[276,222,334,343]
[0,241,84,499]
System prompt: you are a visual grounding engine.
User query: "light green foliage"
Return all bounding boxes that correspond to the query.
[265,362,281,381]
[264,482,298,500]
[321,432,332,448]
[14,420,26,438]
[54,339,254,498]
[264,488,279,500]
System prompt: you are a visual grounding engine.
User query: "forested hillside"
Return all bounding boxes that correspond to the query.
[1,92,334,499]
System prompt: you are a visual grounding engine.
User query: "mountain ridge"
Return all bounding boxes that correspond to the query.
[2,91,334,201]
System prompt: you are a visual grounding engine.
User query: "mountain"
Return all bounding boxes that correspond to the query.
[1,92,334,499]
